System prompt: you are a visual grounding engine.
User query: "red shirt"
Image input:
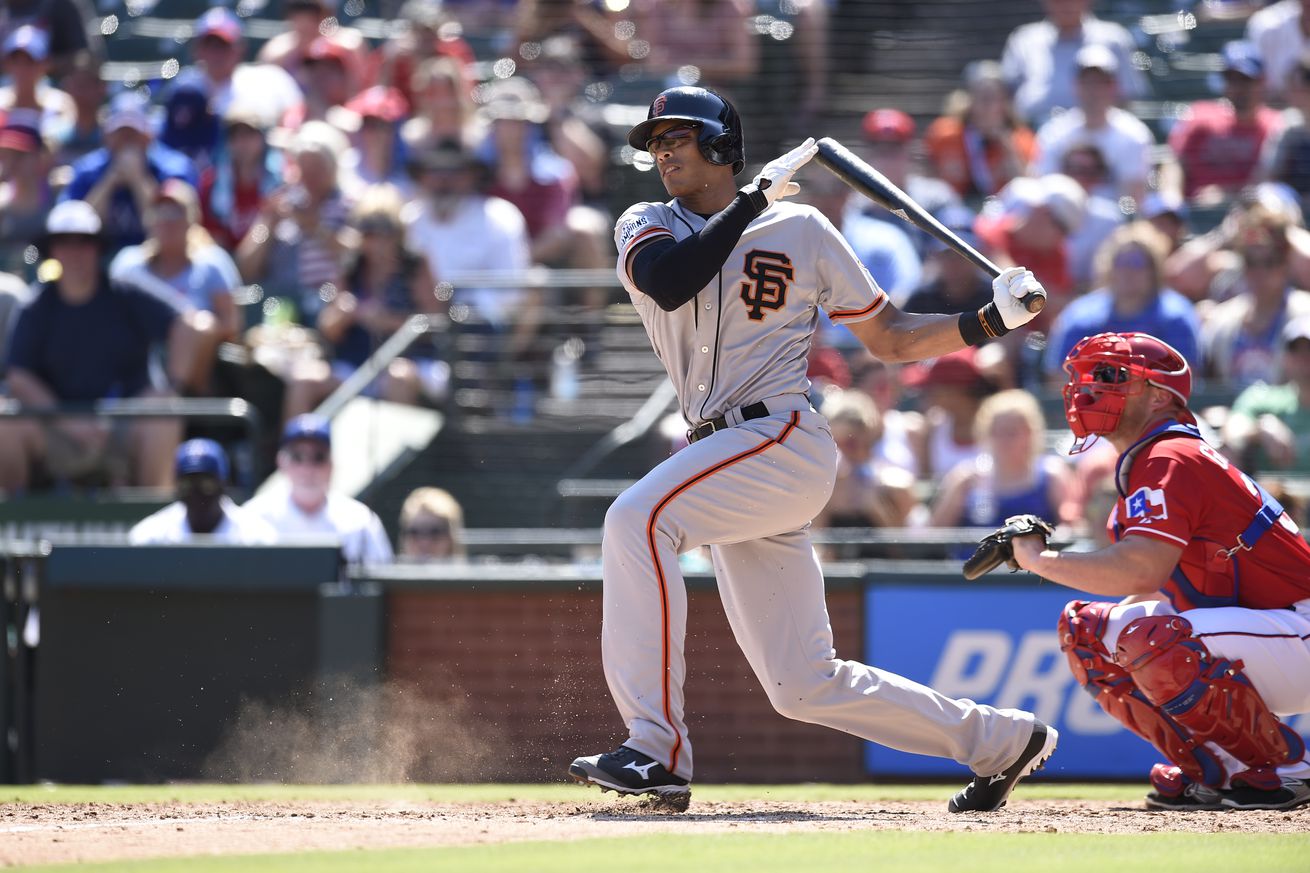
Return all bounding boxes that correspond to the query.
[1168,101,1283,198]
[199,166,267,250]
[1110,425,1310,611]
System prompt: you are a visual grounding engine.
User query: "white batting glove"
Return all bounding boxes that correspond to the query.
[747,137,818,210]
[991,266,1044,330]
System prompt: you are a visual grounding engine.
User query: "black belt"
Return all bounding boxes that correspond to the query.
[687,401,770,443]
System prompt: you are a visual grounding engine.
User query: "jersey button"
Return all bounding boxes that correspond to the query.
[701,346,709,353]
[697,384,706,391]
[704,303,711,309]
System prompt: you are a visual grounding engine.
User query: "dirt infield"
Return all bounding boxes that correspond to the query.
[3,797,1307,867]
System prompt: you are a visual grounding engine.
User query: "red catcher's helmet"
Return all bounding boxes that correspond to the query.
[1061,332,1192,453]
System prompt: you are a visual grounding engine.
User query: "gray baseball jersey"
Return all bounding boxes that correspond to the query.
[614,199,887,425]
[598,194,1040,785]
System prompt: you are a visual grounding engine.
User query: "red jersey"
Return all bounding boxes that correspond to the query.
[1109,421,1310,611]
[1167,101,1283,198]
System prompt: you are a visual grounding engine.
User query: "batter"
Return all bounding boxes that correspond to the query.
[568,86,1056,813]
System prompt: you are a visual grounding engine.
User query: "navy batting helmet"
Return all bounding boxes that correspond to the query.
[627,86,745,175]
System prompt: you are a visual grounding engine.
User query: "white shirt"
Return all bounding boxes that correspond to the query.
[403,194,531,327]
[1034,106,1156,195]
[243,485,394,565]
[206,63,304,130]
[1247,0,1306,98]
[129,496,280,545]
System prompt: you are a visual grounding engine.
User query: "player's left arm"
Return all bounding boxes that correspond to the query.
[1009,534,1182,597]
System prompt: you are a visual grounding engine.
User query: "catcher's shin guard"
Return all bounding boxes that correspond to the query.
[1059,601,1225,786]
[1114,614,1306,780]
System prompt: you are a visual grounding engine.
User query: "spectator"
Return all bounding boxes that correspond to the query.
[1260,47,1310,214]
[0,270,31,368]
[257,0,366,96]
[1060,142,1126,289]
[1170,41,1283,204]
[62,92,197,254]
[1044,221,1201,377]
[282,38,358,131]
[1223,315,1310,472]
[1246,0,1310,100]
[924,60,1038,201]
[0,119,52,277]
[1001,0,1148,126]
[977,173,1084,312]
[129,439,278,544]
[848,354,919,476]
[0,25,72,142]
[903,205,992,315]
[243,414,394,566]
[0,201,215,492]
[373,0,474,108]
[858,108,962,260]
[188,7,300,131]
[338,85,412,197]
[401,56,477,154]
[402,141,539,375]
[159,74,220,172]
[285,184,443,418]
[397,485,465,561]
[814,388,920,538]
[1202,203,1310,387]
[236,121,351,323]
[931,388,1076,532]
[199,104,283,252]
[1140,189,1190,253]
[51,50,104,165]
[525,35,609,204]
[628,0,759,91]
[1033,43,1154,206]
[110,179,243,345]
[905,348,993,480]
[0,0,102,74]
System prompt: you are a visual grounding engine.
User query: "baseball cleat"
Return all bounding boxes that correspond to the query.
[948,720,1058,813]
[1144,764,1225,811]
[1221,776,1310,811]
[568,745,691,812]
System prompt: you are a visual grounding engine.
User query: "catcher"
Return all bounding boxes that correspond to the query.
[965,331,1310,810]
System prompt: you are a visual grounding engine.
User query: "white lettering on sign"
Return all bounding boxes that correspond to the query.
[929,631,1011,700]
[993,631,1068,725]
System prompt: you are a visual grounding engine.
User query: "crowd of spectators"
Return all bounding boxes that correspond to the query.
[6,0,1310,556]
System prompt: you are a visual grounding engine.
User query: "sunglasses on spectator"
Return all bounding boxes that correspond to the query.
[1112,249,1152,271]
[176,476,222,497]
[403,522,451,539]
[645,125,699,153]
[286,448,330,466]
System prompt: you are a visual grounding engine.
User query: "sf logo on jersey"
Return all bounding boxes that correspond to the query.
[1125,486,1169,523]
[740,250,793,320]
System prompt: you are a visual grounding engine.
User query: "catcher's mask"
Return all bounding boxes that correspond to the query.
[1061,331,1192,454]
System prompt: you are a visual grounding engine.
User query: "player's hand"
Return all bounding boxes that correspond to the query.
[991,266,1044,330]
[751,137,819,209]
[1009,533,1046,571]
[961,513,1054,580]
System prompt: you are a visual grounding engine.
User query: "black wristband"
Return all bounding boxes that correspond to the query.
[740,183,769,215]
[958,302,1010,346]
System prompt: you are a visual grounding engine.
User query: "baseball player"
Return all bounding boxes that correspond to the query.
[999,331,1310,810]
[568,86,1055,813]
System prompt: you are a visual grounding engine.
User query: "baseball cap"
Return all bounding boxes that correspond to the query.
[155,178,201,221]
[1141,189,1187,221]
[903,349,986,390]
[1222,40,1264,79]
[3,25,49,61]
[281,413,332,448]
[862,108,914,143]
[344,85,409,123]
[1283,315,1310,346]
[479,77,549,123]
[105,91,154,135]
[175,438,230,481]
[1075,43,1119,75]
[46,199,102,237]
[304,37,352,68]
[194,7,243,44]
[1038,173,1087,234]
[0,122,42,153]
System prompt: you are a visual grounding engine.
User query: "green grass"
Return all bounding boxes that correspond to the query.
[16,833,1310,873]
[0,781,1142,805]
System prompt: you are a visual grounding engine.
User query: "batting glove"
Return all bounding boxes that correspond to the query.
[991,266,1044,330]
[743,137,818,213]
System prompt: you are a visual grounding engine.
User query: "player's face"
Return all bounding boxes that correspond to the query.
[647,119,712,197]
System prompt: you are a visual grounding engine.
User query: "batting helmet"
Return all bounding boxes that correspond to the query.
[627,86,745,175]
[1061,332,1193,453]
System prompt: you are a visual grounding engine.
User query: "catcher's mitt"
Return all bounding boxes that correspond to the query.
[962,514,1055,580]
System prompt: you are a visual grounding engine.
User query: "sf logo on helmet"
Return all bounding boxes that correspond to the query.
[740,250,793,321]
[652,95,667,115]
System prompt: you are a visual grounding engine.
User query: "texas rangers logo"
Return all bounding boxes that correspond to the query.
[740,250,793,320]
[1125,486,1168,523]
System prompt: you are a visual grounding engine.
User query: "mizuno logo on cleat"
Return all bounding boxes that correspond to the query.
[988,773,1008,785]
[624,761,658,780]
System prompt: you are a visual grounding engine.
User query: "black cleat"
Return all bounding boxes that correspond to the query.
[1145,782,1226,810]
[948,721,1059,813]
[568,745,691,812]
[1221,777,1310,811]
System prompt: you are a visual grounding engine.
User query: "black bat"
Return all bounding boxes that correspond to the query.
[814,137,1046,314]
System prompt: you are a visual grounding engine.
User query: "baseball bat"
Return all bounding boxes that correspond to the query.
[813,137,1046,315]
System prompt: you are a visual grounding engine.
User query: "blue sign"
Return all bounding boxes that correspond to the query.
[863,582,1310,778]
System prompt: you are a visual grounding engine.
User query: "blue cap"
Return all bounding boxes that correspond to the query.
[4,25,50,61]
[281,413,331,447]
[1222,40,1263,79]
[195,7,243,43]
[175,438,230,481]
